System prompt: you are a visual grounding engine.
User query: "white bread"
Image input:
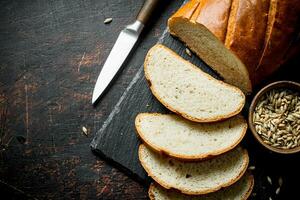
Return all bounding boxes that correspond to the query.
[135,113,247,160]
[149,173,254,200]
[144,44,245,123]
[168,0,252,94]
[168,0,300,89]
[139,144,249,195]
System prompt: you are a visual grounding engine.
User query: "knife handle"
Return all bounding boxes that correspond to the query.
[137,0,160,25]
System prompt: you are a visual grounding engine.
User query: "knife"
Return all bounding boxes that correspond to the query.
[92,0,160,105]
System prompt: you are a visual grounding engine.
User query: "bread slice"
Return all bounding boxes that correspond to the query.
[135,113,247,160]
[225,0,270,84]
[149,173,254,200]
[144,44,245,122]
[168,0,252,94]
[139,144,249,195]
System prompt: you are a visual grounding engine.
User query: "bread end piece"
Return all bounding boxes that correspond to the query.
[168,0,252,94]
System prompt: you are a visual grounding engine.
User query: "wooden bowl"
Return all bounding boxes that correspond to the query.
[248,81,300,154]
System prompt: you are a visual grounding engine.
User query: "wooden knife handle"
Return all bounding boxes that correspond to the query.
[137,0,160,24]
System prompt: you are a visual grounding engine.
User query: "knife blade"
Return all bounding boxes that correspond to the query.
[92,0,160,105]
[92,21,144,104]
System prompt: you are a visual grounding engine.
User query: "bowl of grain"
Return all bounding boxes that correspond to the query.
[248,81,300,154]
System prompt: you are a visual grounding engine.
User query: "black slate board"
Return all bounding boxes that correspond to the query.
[91,2,300,198]
[90,26,220,183]
[90,0,220,182]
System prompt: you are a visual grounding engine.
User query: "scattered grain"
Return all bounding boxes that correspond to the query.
[82,126,88,136]
[104,18,113,24]
[185,48,192,57]
[267,176,272,185]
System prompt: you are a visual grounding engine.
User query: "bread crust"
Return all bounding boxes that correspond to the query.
[168,1,252,94]
[169,0,300,87]
[135,113,247,161]
[139,144,249,195]
[170,0,200,20]
[144,44,245,123]
[225,0,270,83]
[148,174,254,200]
[255,0,300,84]
[169,0,232,41]
[193,0,232,42]
[241,174,255,200]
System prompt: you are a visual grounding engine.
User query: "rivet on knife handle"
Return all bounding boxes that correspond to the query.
[137,0,160,25]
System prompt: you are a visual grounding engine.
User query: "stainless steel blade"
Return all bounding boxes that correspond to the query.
[92,21,144,104]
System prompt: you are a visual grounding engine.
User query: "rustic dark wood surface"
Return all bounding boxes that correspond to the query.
[0,0,183,199]
[1,0,300,199]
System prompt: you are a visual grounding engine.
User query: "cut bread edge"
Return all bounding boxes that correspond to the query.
[148,173,254,200]
[138,144,250,195]
[135,113,247,161]
[144,44,246,123]
[168,17,252,94]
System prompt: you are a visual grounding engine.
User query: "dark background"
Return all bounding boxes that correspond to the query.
[0,0,299,199]
[0,0,182,199]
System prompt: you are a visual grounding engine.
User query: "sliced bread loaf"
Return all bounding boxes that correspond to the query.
[168,0,252,94]
[191,0,232,43]
[255,0,300,84]
[135,113,247,160]
[225,0,270,83]
[149,173,254,200]
[144,44,245,122]
[168,0,300,88]
[139,144,249,195]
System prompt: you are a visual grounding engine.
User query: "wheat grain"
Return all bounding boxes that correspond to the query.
[253,89,300,149]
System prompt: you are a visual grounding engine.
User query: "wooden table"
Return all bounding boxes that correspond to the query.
[0,0,182,199]
[2,1,300,200]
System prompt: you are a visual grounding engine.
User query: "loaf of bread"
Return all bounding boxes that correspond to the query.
[255,0,300,84]
[135,113,247,160]
[168,0,300,92]
[139,144,249,195]
[225,0,270,84]
[144,44,245,122]
[168,0,252,94]
[149,173,254,200]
